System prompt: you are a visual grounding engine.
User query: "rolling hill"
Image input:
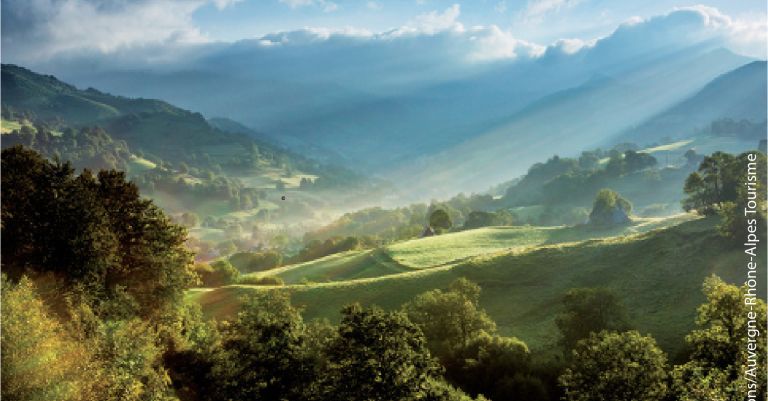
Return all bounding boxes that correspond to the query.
[191,214,759,355]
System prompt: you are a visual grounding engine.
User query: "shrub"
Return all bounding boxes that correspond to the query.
[238,275,285,286]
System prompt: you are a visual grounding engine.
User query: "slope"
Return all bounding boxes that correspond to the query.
[621,60,767,143]
[191,215,757,355]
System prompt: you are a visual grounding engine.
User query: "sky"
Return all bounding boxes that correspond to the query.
[1,0,766,67]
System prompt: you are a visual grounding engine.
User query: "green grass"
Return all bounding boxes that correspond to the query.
[245,214,696,285]
[190,214,759,357]
[193,216,764,356]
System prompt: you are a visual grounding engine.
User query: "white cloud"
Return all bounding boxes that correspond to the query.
[525,0,580,18]
[603,5,767,58]
[4,2,765,71]
[279,0,339,12]
[1,0,218,62]
[400,4,464,35]
[494,1,507,14]
[212,0,243,9]
[367,1,382,11]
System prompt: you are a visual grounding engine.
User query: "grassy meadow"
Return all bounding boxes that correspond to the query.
[191,214,755,355]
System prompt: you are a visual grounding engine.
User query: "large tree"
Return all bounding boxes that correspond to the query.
[556,287,631,352]
[209,291,315,401]
[559,331,668,401]
[322,304,445,401]
[1,146,195,319]
[403,278,496,357]
[672,276,767,400]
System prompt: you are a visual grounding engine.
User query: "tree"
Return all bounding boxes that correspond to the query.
[671,276,767,401]
[682,151,739,214]
[555,287,631,352]
[1,146,195,320]
[210,291,315,401]
[403,278,496,358]
[623,150,657,173]
[193,260,239,287]
[559,331,668,401]
[717,152,767,243]
[1,276,101,401]
[444,333,546,401]
[588,189,632,226]
[462,211,513,229]
[429,209,452,233]
[322,304,445,401]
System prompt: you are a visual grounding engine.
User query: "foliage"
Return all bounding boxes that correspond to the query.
[429,209,453,233]
[403,278,497,358]
[1,276,100,401]
[237,275,285,286]
[193,260,239,287]
[716,151,767,243]
[682,151,741,214]
[462,210,514,229]
[671,275,767,400]
[209,291,315,401]
[588,188,632,226]
[555,287,632,352]
[444,332,548,401]
[321,304,446,401]
[293,236,375,264]
[559,330,668,401]
[1,146,196,320]
[229,250,283,273]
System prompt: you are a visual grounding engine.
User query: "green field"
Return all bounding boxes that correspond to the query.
[189,214,762,356]
[243,214,695,284]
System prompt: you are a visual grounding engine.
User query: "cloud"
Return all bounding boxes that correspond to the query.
[525,0,580,19]
[1,0,214,63]
[408,4,463,34]
[212,0,242,9]
[593,5,767,59]
[494,1,507,14]
[4,2,764,73]
[367,1,382,11]
[279,0,339,12]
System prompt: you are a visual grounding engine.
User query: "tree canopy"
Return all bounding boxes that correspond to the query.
[1,145,195,319]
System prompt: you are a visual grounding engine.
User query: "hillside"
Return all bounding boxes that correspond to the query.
[0,64,329,172]
[621,61,767,143]
[191,215,758,355]
[248,214,695,284]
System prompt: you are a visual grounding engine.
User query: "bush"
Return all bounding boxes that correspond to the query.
[238,275,285,286]
[559,331,668,401]
[194,260,239,287]
[229,250,283,273]
[588,189,632,226]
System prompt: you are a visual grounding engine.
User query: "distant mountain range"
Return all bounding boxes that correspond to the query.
[52,42,763,197]
[0,64,354,184]
[620,60,767,143]
[11,44,765,200]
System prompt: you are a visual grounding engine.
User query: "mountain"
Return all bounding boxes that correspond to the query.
[380,48,752,198]
[620,60,768,143]
[53,42,753,201]
[0,64,334,176]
